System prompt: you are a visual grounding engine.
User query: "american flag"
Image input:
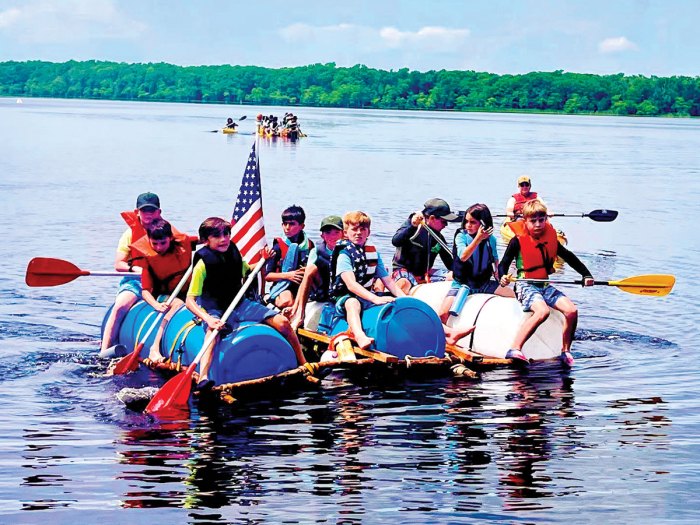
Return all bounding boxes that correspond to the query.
[231,142,266,265]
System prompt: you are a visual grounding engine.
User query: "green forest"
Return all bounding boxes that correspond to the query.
[1,60,699,116]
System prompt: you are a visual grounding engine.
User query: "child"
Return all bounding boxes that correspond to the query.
[391,198,458,293]
[265,205,314,310]
[438,203,514,322]
[498,201,594,367]
[289,215,345,330]
[185,217,307,390]
[135,219,198,363]
[330,211,406,349]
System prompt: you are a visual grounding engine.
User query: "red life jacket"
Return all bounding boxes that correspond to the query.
[511,191,539,217]
[509,220,558,279]
[130,233,195,295]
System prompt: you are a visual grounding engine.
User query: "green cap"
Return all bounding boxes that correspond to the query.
[319,215,343,231]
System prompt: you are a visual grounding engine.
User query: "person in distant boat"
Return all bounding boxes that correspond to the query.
[132,219,199,363]
[265,205,314,310]
[225,117,238,130]
[498,200,594,368]
[505,175,546,221]
[185,217,307,390]
[391,198,459,293]
[100,192,163,356]
[330,211,406,349]
[438,203,514,323]
[289,215,345,331]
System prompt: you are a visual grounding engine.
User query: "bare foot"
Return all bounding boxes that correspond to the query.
[281,306,293,319]
[355,334,374,349]
[445,325,475,345]
[290,314,304,331]
[147,347,165,364]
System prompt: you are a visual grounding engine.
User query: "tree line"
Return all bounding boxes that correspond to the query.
[1,60,699,116]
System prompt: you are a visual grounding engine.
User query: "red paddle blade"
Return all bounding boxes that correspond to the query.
[112,343,144,375]
[144,365,196,417]
[25,257,85,287]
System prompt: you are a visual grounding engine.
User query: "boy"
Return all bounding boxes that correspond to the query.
[289,215,344,330]
[391,198,458,293]
[101,192,164,356]
[265,205,314,310]
[498,201,594,367]
[186,217,307,390]
[134,219,198,363]
[330,211,406,349]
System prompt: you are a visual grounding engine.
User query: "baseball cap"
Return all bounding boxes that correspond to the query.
[136,192,160,210]
[319,215,343,231]
[423,198,459,222]
[517,175,531,185]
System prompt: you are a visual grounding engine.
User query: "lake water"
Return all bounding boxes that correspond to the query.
[1,98,698,524]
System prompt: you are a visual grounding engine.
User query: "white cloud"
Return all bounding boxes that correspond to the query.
[279,23,470,53]
[598,36,638,54]
[379,26,470,49]
[0,0,146,43]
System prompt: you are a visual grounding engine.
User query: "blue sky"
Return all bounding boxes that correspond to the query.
[0,0,697,76]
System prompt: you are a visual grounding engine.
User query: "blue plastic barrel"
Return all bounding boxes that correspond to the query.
[102,301,298,384]
[331,297,445,359]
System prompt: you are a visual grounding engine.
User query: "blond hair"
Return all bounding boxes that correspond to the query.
[521,200,548,218]
[343,211,371,229]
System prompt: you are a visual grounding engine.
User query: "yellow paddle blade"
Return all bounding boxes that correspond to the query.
[608,274,676,296]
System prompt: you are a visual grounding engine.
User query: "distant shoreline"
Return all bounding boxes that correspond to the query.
[2,60,698,118]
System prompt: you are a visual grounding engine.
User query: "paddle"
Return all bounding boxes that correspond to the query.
[111,265,194,375]
[144,258,266,418]
[493,209,618,222]
[25,257,126,287]
[516,274,675,297]
[209,115,247,132]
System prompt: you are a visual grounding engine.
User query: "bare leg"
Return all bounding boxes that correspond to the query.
[394,277,412,295]
[100,290,138,354]
[552,296,578,352]
[345,298,373,349]
[266,314,307,365]
[495,285,515,298]
[148,299,183,362]
[290,266,319,331]
[274,289,295,309]
[198,329,219,382]
[437,295,455,324]
[510,300,550,351]
[445,324,475,346]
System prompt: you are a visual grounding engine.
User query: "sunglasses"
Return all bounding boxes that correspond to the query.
[519,182,531,187]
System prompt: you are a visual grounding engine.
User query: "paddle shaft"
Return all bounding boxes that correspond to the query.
[135,265,194,347]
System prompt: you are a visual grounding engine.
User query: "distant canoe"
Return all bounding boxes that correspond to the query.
[222,127,238,134]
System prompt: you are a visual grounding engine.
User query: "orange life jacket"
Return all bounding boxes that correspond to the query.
[130,232,195,295]
[511,191,539,217]
[509,220,558,279]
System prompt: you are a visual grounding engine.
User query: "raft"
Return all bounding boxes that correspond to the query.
[102,301,299,385]
[410,281,564,361]
[300,297,446,360]
[222,127,238,134]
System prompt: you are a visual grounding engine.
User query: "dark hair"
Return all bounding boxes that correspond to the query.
[462,203,493,229]
[146,219,173,240]
[199,217,232,241]
[282,205,305,224]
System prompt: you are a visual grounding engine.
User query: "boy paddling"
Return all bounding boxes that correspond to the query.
[185,217,307,390]
[498,201,594,367]
[330,211,406,349]
[132,219,198,363]
[391,198,458,293]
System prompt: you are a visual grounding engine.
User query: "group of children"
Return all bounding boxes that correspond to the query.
[256,113,301,137]
[101,182,595,387]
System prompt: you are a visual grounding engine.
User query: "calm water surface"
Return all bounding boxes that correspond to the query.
[1,98,698,524]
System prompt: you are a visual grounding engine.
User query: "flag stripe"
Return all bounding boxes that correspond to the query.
[231,142,266,264]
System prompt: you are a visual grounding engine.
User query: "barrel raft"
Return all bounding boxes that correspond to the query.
[301,297,446,359]
[102,301,299,385]
[410,281,564,361]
